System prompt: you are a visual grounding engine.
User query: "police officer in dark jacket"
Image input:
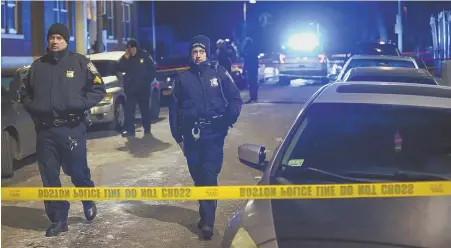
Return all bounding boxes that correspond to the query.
[169,35,243,240]
[118,39,157,137]
[20,23,106,237]
[243,37,260,103]
[216,39,232,74]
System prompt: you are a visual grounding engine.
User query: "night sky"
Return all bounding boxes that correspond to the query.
[145,1,450,52]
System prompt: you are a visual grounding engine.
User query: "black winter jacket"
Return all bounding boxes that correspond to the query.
[169,61,243,143]
[20,49,106,119]
[117,49,156,94]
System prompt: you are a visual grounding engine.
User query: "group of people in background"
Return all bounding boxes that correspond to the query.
[215,37,260,103]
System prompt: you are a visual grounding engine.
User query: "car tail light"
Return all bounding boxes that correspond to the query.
[279,54,286,63]
[318,53,326,63]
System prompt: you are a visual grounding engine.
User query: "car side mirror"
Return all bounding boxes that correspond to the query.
[238,144,266,169]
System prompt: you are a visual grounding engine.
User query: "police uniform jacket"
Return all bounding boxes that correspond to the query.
[20,49,106,120]
[169,60,243,143]
[118,49,156,94]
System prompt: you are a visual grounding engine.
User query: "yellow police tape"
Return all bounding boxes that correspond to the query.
[2,181,450,201]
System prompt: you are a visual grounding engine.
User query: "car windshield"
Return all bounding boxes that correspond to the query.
[1,76,14,91]
[282,103,451,175]
[90,60,116,77]
[343,59,416,76]
[347,75,437,85]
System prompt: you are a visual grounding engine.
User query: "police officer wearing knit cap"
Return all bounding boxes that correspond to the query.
[117,39,157,137]
[20,23,106,237]
[169,35,243,239]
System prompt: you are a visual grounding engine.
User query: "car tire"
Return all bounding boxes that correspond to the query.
[150,90,160,121]
[110,98,125,131]
[1,131,16,178]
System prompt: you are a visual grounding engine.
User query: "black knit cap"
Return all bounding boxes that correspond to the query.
[190,35,210,56]
[47,23,70,43]
[127,39,139,48]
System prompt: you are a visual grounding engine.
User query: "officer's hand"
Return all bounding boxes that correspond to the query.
[124,49,130,59]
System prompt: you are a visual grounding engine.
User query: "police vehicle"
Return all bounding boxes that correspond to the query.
[277,21,328,85]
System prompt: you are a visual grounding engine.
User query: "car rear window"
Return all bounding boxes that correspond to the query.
[343,59,416,76]
[283,103,451,174]
[347,75,437,85]
[356,44,401,56]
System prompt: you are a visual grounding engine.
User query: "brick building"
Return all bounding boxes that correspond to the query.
[1,0,139,68]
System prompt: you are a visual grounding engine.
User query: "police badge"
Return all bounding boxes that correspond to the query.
[210,78,219,87]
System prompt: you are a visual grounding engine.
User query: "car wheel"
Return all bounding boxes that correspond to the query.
[150,90,160,121]
[1,131,16,178]
[110,98,125,130]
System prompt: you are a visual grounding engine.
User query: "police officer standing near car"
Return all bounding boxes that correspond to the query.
[20,23,106,237]
[118,39,157,137]
[169,35,243,240]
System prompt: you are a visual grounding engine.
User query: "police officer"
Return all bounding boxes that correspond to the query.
[20,23,106,237]
[243,37,259,103]
[169,35,243,240]
[216,39,232,74]
[118,39,157,137]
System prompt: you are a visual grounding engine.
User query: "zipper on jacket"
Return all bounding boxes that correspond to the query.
[50,65,55,117]
[197,71,208,117]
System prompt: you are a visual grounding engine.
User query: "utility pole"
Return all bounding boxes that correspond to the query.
[243,2,247,40]
[96,0,103,53]
[396,0,403,52]
[151,0,156,59]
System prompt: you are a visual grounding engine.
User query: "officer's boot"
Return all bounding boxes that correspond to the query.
[200,225,214,240]
[45,222,68,237]
[83,201,97,221]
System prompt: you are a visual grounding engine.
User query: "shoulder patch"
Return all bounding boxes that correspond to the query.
[86,61,98,74]
[93,75,103,84]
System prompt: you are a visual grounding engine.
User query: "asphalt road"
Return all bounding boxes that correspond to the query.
[1,81,323,248]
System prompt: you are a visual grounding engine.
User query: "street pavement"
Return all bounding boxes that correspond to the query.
[1,81,324,248]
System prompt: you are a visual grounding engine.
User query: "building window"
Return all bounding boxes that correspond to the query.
[53,0,68,25]
[122,3,131,39]
[1,0,20,34]
[67,1,75,36]
[103,0,114,39]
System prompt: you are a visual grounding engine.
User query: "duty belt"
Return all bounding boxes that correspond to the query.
[191,115,224,141]
[38,115,83,128]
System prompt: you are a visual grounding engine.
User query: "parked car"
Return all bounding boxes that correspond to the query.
[342,67,439,85]
[86,51,161,130]
[331,55,419,82]
[1,66,36,178]
[222,81,451,248]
